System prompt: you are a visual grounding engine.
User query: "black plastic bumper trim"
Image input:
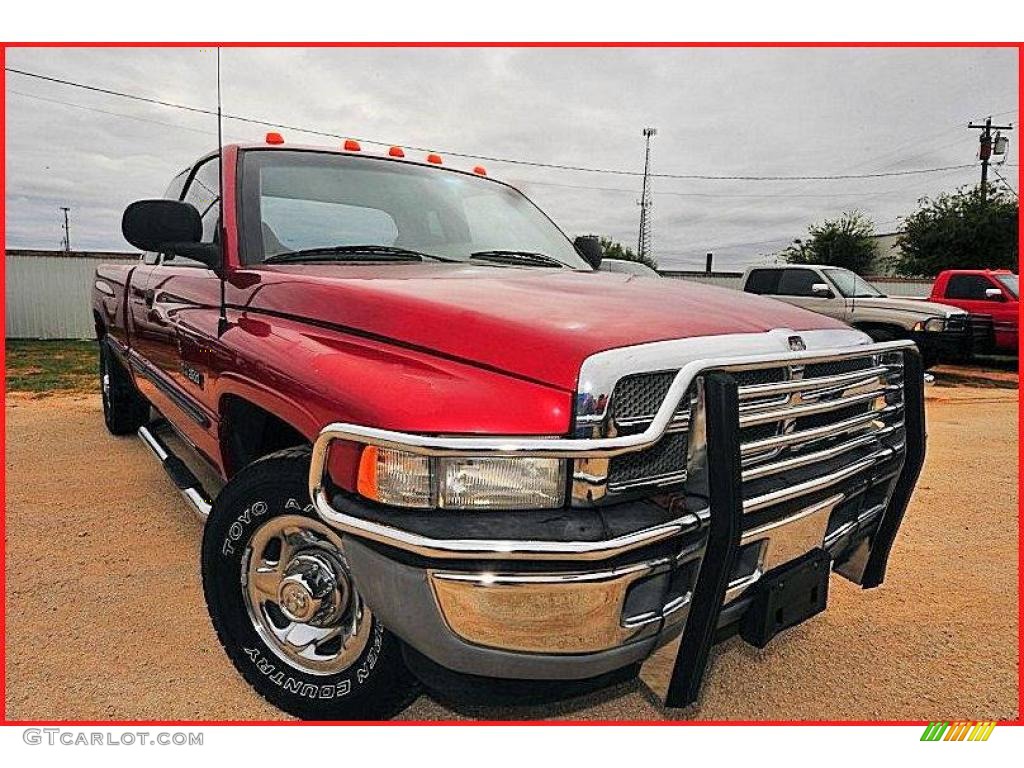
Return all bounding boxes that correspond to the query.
[665,373,743,708]
[860,347,927,588]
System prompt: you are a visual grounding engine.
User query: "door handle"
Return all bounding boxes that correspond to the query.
[144,288,156,307]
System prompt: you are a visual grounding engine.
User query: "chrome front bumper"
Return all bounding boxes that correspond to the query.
[307,337,926,691]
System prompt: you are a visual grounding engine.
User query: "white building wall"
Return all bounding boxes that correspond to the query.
[5,252,136,339]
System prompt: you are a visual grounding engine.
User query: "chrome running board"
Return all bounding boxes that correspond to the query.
[138,422,212,520]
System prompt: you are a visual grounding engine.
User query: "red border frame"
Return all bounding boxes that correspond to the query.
[0,40,1021,728]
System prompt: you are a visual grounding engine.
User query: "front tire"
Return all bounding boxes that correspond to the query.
[201,447,418,720]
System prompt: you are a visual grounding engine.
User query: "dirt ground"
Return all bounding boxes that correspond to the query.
[4,366,1019,721]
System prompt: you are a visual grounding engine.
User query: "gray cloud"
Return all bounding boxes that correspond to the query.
[5,46,1017,270]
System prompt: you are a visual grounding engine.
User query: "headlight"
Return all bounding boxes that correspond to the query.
[356,446,566,510]
[914,318,946,332]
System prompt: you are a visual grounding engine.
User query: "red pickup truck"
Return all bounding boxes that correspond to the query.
[926,269,1018,355]
[94,138,925,720]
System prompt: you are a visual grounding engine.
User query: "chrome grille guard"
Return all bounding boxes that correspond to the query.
[309,338,920,561]
[308,337,926,710]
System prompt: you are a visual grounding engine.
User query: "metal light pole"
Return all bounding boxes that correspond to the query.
[59,206,71,252]
[637,127,657,262]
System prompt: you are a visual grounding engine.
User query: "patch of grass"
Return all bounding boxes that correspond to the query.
[6,339,98,395]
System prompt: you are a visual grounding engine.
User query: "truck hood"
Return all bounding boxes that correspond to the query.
[237,263,852,390]
[851,295,967,317]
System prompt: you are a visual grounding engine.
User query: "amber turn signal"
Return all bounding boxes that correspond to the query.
[356,446,380,500]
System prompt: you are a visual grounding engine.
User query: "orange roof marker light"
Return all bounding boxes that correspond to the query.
[388,146,406,158]
[473,165,487,176]
[265,132,285,145]
[344,139,362,151]
[426,153,443,165]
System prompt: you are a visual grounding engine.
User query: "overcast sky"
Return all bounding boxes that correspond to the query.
[4,47,1018,270]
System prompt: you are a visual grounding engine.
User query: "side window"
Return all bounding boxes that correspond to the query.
[745,269,782,295]
[165,168,189,201]
[777,269,821,297]
[173,158,220,268]
[946,274,995,300]
[143,169,189,265]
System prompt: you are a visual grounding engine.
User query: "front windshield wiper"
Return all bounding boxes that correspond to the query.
[470,250,569,268]
[264,245,456,264]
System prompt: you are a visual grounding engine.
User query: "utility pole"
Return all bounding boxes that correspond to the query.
[637,127,657,262]
[968,117,1013,200]
[59,206,71,252]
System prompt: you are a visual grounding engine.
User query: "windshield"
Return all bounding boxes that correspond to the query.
[996,273,1018,298]
[824,268,884,298]
[240,149,589,269]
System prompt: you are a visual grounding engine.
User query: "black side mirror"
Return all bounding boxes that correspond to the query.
[122,199,220,269]
[573,235,604,269]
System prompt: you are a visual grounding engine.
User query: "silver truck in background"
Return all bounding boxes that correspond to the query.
[741,264,974,368]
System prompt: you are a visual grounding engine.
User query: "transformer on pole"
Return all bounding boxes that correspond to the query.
[968,116,1013,201]
[638,127,657,262]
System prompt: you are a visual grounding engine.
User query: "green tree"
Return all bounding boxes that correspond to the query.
[588,235,657,269]
[894,185,1018,277]
[779,211,877,274]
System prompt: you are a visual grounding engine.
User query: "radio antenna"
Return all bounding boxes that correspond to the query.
[216,47,228,335]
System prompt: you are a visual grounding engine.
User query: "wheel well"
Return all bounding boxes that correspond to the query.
[219,395,309,478]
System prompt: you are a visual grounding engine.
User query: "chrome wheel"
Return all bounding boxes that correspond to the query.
[100,353,111,411]
[243,515,371,676]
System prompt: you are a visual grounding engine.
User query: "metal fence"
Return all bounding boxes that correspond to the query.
[5,250,137,339]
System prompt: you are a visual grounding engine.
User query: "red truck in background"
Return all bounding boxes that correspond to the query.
[93,137,926,720]
[926,269,1018,355]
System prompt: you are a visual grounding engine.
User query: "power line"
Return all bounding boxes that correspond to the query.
[990,166,1018,197]
[693,111,1001,231]
[509,175,976,199]
[4,66,979,183]
[6,89,220,136]
[673,217,905,261]
[6,78,985,254]
[4,87,989,202]
[11,86,976,204]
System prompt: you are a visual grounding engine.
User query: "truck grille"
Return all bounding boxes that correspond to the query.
[944,314,968,334]
[967,314,996,354]
[611,371,680,427]
[602,350,907,518]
